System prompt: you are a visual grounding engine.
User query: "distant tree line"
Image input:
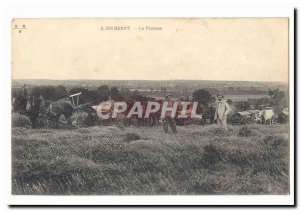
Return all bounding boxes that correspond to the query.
[69,85,123,104]
[12,84,154,105]
[30,85,69,101]
[232,88,287,112]
[12,84,287,114]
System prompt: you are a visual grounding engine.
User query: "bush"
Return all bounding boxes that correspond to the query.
[192,89,213,105]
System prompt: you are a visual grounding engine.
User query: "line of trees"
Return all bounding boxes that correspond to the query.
[12,85,150,105]
[12,85,287,112]
[232,88,287,112]
[68,85,123,104]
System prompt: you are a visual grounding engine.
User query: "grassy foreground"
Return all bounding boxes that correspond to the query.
[12,124,289,195]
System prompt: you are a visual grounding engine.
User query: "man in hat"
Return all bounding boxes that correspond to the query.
[162,94,177,134]
[214,93,230,130]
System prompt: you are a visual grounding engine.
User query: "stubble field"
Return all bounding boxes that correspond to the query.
[12,124,289,195]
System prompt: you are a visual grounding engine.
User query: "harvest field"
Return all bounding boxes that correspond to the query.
[12,124,289,195]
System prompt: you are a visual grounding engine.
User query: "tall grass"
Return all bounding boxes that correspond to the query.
[11,124,289,195]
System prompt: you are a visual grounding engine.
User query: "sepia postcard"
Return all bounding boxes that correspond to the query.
[10,17,293,205]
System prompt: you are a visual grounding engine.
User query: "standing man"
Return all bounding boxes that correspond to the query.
[162,94,177,134]
[214,93,230,131]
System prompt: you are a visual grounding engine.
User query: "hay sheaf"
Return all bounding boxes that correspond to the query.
[12,113,31,128]
[238,126,253,137]
[124,133,141,142]
[202,127,229,137]
[77,128,90,134]
[200,144,223,168]
[263,135,287,149]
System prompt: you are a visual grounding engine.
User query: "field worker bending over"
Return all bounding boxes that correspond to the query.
[214,93,230,131]
[161,95,177,134]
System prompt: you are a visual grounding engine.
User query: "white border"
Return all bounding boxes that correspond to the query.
[0,0,296,206]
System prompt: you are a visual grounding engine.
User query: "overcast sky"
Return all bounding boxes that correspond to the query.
[12,18,288,82]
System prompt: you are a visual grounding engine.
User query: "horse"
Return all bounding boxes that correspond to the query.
[26,96,74,128]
